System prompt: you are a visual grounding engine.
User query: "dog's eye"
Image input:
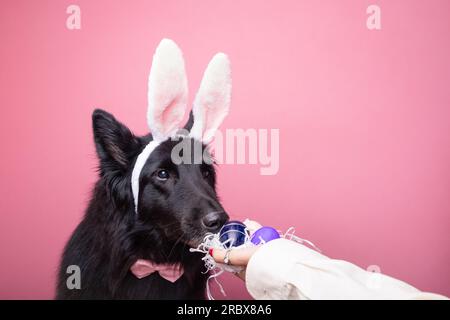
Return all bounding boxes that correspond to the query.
[156,169,170,181]
[202,169,210,178]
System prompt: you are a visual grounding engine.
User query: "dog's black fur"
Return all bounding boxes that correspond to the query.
[56,109,229,299]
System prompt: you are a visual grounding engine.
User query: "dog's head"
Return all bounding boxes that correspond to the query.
[137,136,228,246]
[92,39,231,248]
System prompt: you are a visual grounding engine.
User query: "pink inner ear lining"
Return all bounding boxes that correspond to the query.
[147,39,189,141]
[159,97,184,136]
[190,52,231,143]
[200,94,230,142]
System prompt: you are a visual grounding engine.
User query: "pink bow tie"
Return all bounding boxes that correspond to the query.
[130,259,184,283]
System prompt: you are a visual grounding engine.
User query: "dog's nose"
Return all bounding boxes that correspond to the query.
[202,211,228,231]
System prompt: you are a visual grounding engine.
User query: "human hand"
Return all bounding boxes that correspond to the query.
[209,246,260,280]
[209,219,263,280]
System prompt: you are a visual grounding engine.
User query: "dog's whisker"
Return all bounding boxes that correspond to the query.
[167,233,185,259]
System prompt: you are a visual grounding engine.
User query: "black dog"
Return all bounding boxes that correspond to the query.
[56,109,229,299]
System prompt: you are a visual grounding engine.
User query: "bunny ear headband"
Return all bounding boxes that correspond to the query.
[131,39,232,213]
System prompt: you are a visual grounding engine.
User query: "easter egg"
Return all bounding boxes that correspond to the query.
[219,220,249,248]
[250,226,280,245]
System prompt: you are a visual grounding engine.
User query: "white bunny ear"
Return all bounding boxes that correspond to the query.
[147,38,188,142]
[190,53,231,144]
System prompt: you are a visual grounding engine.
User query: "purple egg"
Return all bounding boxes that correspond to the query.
[250,226,280,245]
[219,220,249,248]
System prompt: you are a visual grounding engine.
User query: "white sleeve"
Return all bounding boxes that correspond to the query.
[245,238,447,300]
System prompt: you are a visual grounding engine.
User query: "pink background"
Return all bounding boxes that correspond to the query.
[0,0,449,299]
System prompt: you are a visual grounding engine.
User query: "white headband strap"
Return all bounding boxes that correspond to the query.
[131,139,162,212]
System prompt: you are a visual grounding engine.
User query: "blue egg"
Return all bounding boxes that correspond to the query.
[219,220,248,248]
[250,226,280,245]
